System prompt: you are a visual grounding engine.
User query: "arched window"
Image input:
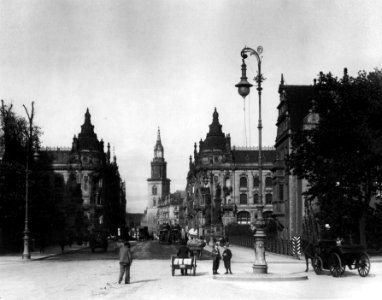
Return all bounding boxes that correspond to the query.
[253,176,259,187]
[253,193,259,204]
[240,193,247,205]
[265,193,273,204]
[240,176,247,188]
[237,211,251,224]
[265,177,273,187]
[152,185,157,195]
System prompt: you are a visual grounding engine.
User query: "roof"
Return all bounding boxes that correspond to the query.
[42,148,71,164]
[231,149,276,164]
[200,108,228,152]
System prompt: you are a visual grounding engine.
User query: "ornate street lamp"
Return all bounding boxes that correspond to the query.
[22,102,38,259]
[235,46,267,274]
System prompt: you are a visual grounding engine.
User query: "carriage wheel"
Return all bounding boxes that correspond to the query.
[329,253,342,277]
[357,254,370,277]
[312,256,323,275]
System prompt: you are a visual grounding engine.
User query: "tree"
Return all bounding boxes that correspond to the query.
[0,101,30,250]
[287,69,382,246]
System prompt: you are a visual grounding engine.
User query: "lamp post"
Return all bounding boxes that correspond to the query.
[22,102,37,260]
[235,46,267,274]
[203,174,212,235]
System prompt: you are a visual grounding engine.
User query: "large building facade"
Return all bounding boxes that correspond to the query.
[273,75,316,238]
[185,108,276,236]
[41,109,126,235]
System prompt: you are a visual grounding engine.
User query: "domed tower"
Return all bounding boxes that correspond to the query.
[147,128,170,209]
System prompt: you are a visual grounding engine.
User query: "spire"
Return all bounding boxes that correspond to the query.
[157,127,161,142]
[154,127,164,159]
[85,108,90,123]
[278,74,285,94]
[207,108,224,137]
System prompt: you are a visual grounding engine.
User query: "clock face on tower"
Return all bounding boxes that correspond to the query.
[155,150,163,158]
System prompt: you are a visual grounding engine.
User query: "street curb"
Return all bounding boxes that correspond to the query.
[213,272,309,282]
[31,246,89,261]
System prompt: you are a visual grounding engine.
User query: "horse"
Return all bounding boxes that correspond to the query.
[301,239,316,272]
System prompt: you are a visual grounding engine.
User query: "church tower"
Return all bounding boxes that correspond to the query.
[147,128,170,209]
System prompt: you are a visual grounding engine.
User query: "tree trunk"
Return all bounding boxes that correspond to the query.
[359,212,367,247]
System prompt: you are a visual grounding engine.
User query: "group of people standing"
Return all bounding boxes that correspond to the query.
[116,238,233,284]
[211,242,232,275]
[176,239,233,275]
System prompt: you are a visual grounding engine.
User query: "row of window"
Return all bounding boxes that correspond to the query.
[239,176,273,188]
[239,193,273,205]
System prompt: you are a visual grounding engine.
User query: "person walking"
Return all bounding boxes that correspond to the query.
[118,241,133,284]
[177,241,192,275]
[222,243,232,274]
[211,242,221,275]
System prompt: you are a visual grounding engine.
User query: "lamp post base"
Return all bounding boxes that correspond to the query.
[252,264,268,274]
[22,253,31,259]
[22,231,30,260]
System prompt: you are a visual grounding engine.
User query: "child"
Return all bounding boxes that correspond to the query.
[222,243,232,274]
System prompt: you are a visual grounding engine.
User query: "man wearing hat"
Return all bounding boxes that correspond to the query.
[211,242,221,275]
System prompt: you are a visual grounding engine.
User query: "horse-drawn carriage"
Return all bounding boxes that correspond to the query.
[311,239,371,277]
[170,255,197,276]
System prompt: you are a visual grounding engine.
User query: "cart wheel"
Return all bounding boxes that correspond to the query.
[357,254,370,277]
[171,267,175,276]
[329,253,342,277]
[312,256,323,275]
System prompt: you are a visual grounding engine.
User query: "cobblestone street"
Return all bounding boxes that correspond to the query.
[0,240,381,300]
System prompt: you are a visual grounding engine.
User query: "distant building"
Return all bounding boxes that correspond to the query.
[185,108,276,237]
[40,109,126,235]
[157,190,185,226]
[143,128,171,235]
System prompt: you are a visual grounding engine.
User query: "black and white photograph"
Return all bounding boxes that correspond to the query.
[1,0,381,299]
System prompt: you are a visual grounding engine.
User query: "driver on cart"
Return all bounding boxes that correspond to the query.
[177,240,192,276]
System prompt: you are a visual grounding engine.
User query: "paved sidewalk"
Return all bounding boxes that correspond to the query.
[0,243,88,264]
[226,243,382,263]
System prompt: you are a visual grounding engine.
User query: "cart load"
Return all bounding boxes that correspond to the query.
[171,255,197,276]
[187,237,206,258]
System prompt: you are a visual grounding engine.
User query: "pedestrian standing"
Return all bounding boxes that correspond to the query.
[222,243,232,274]
[118,241,133,284]
[211,242,221,275]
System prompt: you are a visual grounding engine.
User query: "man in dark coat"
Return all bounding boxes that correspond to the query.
[211,243,221,275]
[222,243,232,274]
[177,241,192,275]
[118,241,133,284]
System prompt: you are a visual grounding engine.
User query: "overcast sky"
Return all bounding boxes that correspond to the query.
[1,0,381,213]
